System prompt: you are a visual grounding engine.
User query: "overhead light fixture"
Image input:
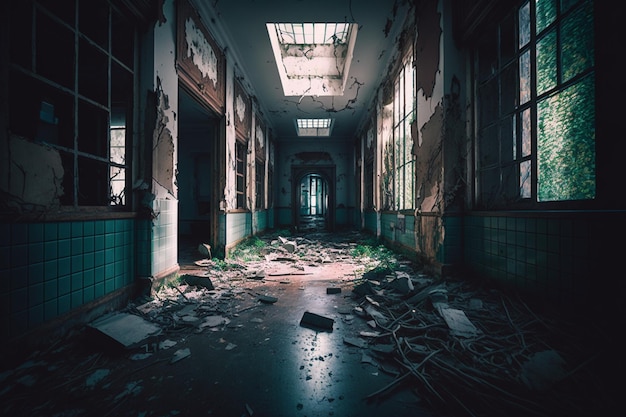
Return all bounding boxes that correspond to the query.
[267,22,358,97]
[295,118,333,137]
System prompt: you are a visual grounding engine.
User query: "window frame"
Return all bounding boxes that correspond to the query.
[7,0,137,210]
[473,0,596,210]
[255,157,265,210]
[235,139,248,210]
[391,52,416,212]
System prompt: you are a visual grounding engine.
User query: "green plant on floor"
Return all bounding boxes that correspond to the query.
[229,235,267,262]
[212,258,229,271]
[351,238,398,272]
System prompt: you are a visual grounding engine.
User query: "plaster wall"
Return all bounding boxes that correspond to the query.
[150,0,180,279]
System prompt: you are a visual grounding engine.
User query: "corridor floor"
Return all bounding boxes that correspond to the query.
[0,231,618,417]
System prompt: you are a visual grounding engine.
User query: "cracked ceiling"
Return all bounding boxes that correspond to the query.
[191,0,410,142]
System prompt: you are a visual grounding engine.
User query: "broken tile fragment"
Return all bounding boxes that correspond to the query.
[437,307,479,338]
[361,353,378,367]
[159,339,177,350]
[326,287,341,294]
[343,337,367,348]
[200,315,229,328]
[258,295,278,304]
[170,348,191,364]
[88,312,161,349]
[299,311,334,331]
[85,369,110,389]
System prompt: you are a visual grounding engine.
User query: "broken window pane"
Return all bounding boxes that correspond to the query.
[110,166,126,205]
[78,101,108,158]
[7,0,136,209]
[37,10,74,89]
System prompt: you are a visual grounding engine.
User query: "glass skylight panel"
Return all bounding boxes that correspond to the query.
[275,23,350,45]
[267,22,358,96]
[296,118,333,136]
[297,118,332,129]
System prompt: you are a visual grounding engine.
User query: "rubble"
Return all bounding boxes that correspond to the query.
[0,230,613,417]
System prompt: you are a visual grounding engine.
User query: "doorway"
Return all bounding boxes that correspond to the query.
[177,87,220,265]
[292,166,335,232]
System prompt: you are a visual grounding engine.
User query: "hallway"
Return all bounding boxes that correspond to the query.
[0,231,615,417]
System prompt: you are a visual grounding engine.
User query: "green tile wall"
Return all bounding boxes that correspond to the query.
[0,219,136,340]
[463,212,624,305]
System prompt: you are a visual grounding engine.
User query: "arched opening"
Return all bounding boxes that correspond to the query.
[292,166,335,232]
[299,173,328,232]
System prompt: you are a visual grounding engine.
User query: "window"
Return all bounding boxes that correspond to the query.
[296,118,333,137]
[475,0,595,208]
[8,0,136,207]
[364,159,374,210]
[392,56,416,210]
[255,158,265,210]
[235,140,247,209]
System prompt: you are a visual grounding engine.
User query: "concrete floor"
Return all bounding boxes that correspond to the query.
[0,231,618,417]
[0,232,439,417]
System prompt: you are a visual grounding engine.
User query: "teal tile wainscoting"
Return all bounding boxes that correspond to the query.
[0,219,135,340]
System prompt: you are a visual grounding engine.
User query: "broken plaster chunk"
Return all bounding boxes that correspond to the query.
[437,307,479,338]
[361,353,378,367]
[182,274,214,289]
[343,337,367,349]
[159,339,177,350]
[278,236,297,253]
[170,348,191,364]
[258,295,278,304]
[520,350,567,391]
[198,243,212,259]
[88,312,161,349]
[370,343,395,355]
[247,269,266,280]
[388,276,414,295]
[85,369,110,389]
[200,315,230,328]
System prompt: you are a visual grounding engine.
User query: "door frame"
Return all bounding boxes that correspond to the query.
[291,165,335,232]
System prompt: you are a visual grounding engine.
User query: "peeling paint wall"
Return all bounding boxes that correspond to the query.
[416,104,444,213]
[150,0,180,279]
[1,135,64,212]
[415,0,442,100]
[223,61,237,210]
[152,78,177,198]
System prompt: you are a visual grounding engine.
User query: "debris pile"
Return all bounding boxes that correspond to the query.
[345,271,610,417]
[0,231,614,417]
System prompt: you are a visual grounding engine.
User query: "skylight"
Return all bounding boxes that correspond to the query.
[296,118,333,137]
[267,22,358,97]
[274,23,351,45]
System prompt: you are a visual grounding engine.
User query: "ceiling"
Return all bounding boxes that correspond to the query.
[183,0,411,143]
